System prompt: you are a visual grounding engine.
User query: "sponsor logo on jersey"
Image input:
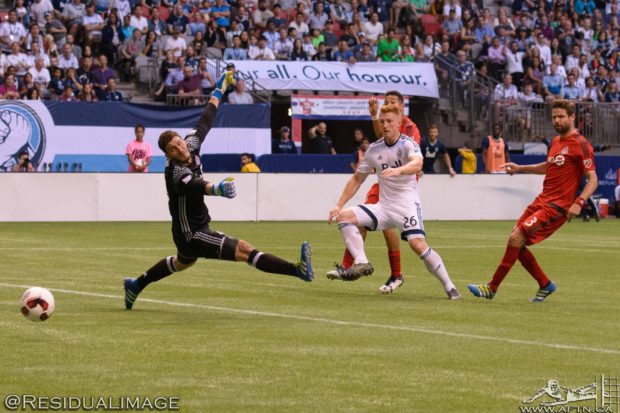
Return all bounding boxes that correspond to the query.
[561,146,569,155]
[0,101,46,171]
[584,159,592,168]
[548,154,565,166]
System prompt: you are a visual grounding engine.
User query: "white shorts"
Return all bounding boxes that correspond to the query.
[352,201,425,241]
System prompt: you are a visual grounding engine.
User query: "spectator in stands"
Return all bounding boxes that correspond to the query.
[142,30,161,59]
[309,1,329,30]
[167,4,189,35]
[0,10,27,53]
[0,74,19,99]
[333,39,354,62]
[302,33,317,58]
[129,6,149,34]
[350,136,370,171]
[443,8,462,36]
[59,84,77,101]
[518,83,543,104]
[7,42,30,76]
[83,3,104,47]
[414,43,429,62]
[197,58,215,94]
[26,23,43,52]
[228,79,254,104]
[605,80,620,101]
[29,56,50,93]
[224,35,247,60]
[165,26,186,58]
[423,34,441,58]
[481,123,510,174]
[28,40,49,67]
[457,141,477,174]
[307,122,336,154]
[101,12,124,65]
[363,12,383,45]
[494,73,518,103]
[76,55,94,86]
[177,65,205,101]
[119,29,144,81]
[340,23,359,49]
[543,63,563,98]
[62,0,86,39]
[92,54,116,99]
[249,36,276,60]
[289,13,309,39]
[561,73,583,100]
[77,82,98,101]
[64,67,82,93]
[102,77,123,101]
[205,20,226,51]
[126,124,152,172]
[434,41,454,88]
[272,126,297,154]
[240,153,261,172]
[420,125,456,176]
[31,0,54,29]
[321,20,339,49]
[149,7,166,36]
[487,37,507,80]
[263,20,279,50]
[44,12,65,45]
[225,20,242,47]
[253,0,274,31]
[121,15,134,39]
[311,41,331,61]
[12,151,34,172]
[275,27,293,60]
[18,72,34,98]
[355,41,375,61]
[504,41,526,88]
[581,76,604,101]
[112,0,132,22]
[331,0,348,27]
[47,67,64,97]
[376,28,399,62]
[523,56,545,95]
[267,4,286,29]
[291,38,308,60]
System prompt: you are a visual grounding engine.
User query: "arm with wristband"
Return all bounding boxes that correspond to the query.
[568,169,598,222]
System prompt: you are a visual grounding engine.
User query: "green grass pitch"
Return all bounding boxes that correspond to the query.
[1,220,618,412]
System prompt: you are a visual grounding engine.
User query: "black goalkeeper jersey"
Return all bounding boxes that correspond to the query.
[164,103,217,246]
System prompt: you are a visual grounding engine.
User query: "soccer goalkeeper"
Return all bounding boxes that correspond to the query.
[123,72,314,310]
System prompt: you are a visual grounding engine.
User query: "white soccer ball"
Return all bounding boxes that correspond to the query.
[20,287,55,322]
[135,159,144,167]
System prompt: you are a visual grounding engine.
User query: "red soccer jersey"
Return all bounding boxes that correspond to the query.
[401,116,421,144]
[537,132,595,211]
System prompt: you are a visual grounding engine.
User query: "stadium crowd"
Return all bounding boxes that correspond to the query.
[3,0,620,103]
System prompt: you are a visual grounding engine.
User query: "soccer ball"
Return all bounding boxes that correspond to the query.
[20,287,55,322]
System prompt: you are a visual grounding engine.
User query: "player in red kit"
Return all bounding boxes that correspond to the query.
[327,90,422,294]
[468,100,598,302]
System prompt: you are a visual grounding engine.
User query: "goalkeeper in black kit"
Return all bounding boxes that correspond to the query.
[123,72,314,310]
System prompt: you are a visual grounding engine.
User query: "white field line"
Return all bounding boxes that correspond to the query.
[1,283,619,356]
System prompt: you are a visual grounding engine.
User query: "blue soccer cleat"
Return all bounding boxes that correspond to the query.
[123,278,141,310]
[295,241,314,282]
[467,283,495,299]
[529,281,557,303]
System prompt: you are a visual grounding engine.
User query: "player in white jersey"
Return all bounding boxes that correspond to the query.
[327,104,462,299]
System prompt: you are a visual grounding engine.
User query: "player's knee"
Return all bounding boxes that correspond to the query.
[408,237,428,255]
[508,231,526,248]
[235,239,254,261]
[173,256,196,271]
[336,209,356,225]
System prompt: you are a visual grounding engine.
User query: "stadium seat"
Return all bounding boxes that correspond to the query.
[421,14,441,36]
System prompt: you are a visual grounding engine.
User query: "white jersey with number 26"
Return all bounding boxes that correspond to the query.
[356,134,423,205]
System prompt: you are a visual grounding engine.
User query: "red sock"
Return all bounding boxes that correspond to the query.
[518,247,550,288]
[388,250,401,276]
[489,245,521,292]
[342,249,354,269]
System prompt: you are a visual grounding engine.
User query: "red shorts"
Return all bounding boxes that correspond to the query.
[365,183,380,204]
[516,201,567,245]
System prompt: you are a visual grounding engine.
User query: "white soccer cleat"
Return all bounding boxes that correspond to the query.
[379,275,404,294]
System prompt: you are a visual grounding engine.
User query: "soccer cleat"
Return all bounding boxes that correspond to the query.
[467,283,495,299]
[326,264,348,280]
[345,263,374,280]
[123,278,141,310]
[446,288,462,300]
[295,241,314,282]
[529,281,556,303]
[379,275,404,294]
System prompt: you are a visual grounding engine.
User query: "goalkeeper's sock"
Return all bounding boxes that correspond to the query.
[388,250,401,276]
[419,248,455,292]
[136,256,177,290]
[247,250,297,276]
[341,249,354,269]
[338,222,368,264]
[488,244,521,292]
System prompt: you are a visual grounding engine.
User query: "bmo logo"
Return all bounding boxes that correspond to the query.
[548,154,565,166]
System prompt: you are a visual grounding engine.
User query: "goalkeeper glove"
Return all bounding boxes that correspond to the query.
[210,177,236,198]
[212,71,234,101]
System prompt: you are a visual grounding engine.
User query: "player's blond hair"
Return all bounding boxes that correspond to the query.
[380,104,402,116]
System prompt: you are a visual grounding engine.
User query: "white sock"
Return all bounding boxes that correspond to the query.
[338,222,368,264]
[420,247,455,291]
